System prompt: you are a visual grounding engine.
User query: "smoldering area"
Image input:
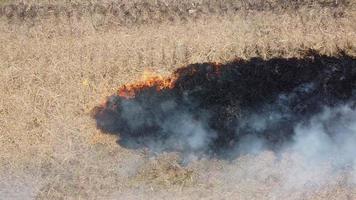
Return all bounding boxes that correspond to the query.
[93,52,356,166]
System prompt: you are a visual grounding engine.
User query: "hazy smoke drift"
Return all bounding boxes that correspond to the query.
[292,104,356,164]
[93,53,356,159]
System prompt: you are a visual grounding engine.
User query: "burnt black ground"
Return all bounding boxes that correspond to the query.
[93,52,356,158]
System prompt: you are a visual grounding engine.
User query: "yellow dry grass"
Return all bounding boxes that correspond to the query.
[0,1,356,199]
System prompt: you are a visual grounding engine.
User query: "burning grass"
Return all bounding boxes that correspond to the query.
[93,51,356,158]
[1,1,356,198]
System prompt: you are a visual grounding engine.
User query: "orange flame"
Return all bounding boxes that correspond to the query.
[117,63,225,99]
[118,70,176,99]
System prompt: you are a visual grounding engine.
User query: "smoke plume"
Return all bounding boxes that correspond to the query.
[93,52,356,161]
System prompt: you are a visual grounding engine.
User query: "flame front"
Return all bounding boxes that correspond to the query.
[118,71,176,99]
[117,63,225,99]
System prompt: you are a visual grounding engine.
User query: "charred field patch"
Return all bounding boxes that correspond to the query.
[93,52,356,158]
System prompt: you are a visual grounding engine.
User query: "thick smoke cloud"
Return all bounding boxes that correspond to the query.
[93,52,356,160]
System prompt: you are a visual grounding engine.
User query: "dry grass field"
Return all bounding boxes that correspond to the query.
[1,0,356,199]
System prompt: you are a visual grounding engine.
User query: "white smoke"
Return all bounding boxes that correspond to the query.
[162,113,217,152]
[286,103,356,184]
[291,104,356,165]
[228,99,356,195]
[120,98,217,154]
[248,103,356,193]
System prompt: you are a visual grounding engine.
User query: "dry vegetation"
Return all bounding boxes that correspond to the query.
[0,0,356,199]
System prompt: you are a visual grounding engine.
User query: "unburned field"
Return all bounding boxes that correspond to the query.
[0,1,356,199]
